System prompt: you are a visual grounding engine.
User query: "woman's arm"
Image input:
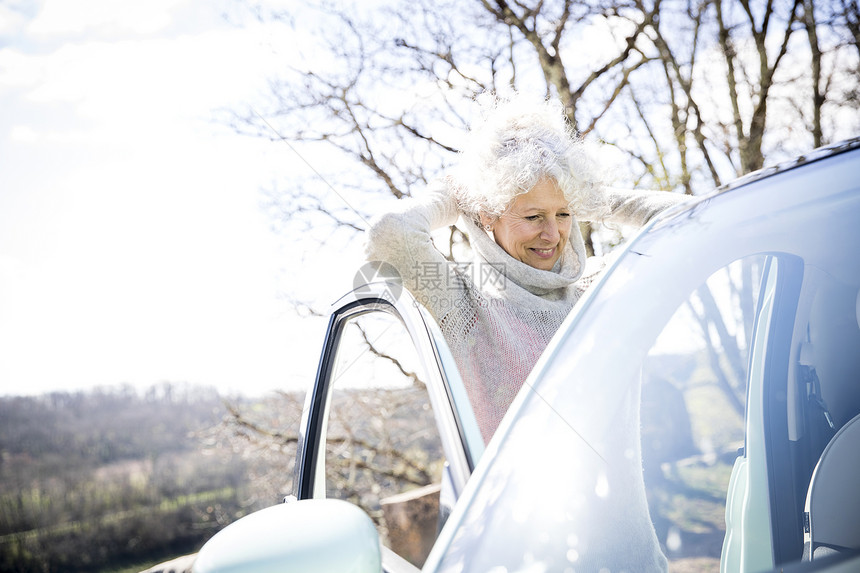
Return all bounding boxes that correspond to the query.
[364,179,461,313]
[580,188,691,227]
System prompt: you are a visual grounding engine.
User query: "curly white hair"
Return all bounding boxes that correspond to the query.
[452,92,608,222]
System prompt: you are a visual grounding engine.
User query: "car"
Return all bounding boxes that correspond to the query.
[192,138,860,572]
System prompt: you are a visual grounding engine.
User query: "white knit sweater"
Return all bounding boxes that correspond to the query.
[365,179,687,442]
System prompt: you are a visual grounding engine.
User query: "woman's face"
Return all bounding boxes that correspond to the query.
[482,178,572,271]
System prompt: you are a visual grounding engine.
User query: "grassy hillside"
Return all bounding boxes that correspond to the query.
[0,384,278,573]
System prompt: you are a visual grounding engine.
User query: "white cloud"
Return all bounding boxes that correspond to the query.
[8,125,40,142]
[27,0,181,37]
[0,48,44,91]
[0,2,30,38]
[0,2,334,397]
[1,21,297,149]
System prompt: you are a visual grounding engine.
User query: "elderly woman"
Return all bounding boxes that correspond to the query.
[366,93,686,443]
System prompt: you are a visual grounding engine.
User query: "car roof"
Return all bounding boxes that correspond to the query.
[715,137,860,195]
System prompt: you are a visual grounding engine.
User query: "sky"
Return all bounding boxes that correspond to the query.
[3,1,854,400]
[0,0,361,397]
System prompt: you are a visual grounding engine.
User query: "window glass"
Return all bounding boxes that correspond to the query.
[642,255,767,570]
[324,311,445,568]
[777,256,860,563]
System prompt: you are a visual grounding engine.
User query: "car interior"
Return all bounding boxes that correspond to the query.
[778,266,860,564]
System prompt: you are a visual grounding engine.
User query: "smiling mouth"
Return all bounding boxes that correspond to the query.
[530,247,556,258]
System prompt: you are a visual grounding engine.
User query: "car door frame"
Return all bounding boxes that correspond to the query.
[291,281,482,504]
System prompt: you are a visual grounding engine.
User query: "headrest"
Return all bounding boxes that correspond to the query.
[856,289,860,331]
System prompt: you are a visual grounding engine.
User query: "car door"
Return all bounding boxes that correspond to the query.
[291,281,483,570]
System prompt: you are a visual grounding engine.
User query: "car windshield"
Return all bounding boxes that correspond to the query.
[429,146,860,571]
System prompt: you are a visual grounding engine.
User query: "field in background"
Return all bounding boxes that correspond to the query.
[1,361,742,572]
[0,384,275,573]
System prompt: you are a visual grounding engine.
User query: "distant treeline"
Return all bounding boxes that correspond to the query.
[0,383,268,573]
[1,384,222,464]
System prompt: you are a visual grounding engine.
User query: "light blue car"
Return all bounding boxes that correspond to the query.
[193,138,860,572]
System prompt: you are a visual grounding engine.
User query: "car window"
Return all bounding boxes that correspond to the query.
[641,255,767,570]
[319,311,447,569]
[643,250,860,571]
[758,238,860,566]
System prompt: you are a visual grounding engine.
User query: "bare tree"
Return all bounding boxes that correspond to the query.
[230,0,859,454]
[833,0,860,58]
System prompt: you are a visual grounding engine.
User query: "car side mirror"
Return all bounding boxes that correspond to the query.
[193,498,382,573]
